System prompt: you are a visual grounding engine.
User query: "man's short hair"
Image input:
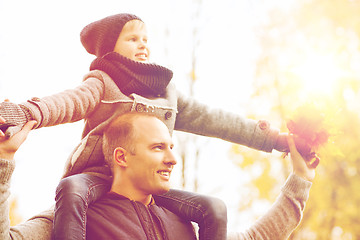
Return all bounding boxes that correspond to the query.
[102,112,159,170]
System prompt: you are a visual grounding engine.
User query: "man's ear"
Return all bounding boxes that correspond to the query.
[113,147,128,167]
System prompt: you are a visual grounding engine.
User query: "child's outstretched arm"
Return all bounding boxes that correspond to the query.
[175,91,280,152]
[175,91,311,156]
[0,75,105,138]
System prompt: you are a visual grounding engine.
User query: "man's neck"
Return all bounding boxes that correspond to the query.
[110,182,153,205]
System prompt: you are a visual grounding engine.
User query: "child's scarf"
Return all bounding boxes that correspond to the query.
[90,52,173,96]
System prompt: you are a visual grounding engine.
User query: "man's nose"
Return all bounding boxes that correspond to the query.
[164,149,177,166]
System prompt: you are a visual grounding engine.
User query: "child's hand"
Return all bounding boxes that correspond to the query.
[0,101,33,138]
[275,133,312,157]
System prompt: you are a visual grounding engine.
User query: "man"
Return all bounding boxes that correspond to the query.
[86,112,197,239]
[0,113,316,239]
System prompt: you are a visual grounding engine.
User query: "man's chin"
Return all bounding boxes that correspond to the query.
[154,187,170,195]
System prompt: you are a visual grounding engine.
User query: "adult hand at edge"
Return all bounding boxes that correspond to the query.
[0,120,37,160]
[288,134,317,182]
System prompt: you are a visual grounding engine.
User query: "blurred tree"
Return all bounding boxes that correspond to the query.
[230,0,360,239]
[172,0,207,191]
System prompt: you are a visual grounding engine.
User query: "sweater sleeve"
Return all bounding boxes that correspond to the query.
[0,159,54,240]
[227,174,312,240]
[175,91,279,152]
[20,76,105,128]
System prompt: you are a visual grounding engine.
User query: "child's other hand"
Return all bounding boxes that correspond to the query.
[275,133,312,157]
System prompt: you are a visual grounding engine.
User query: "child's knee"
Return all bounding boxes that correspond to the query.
[203,196,227,223]
[55,175,91,202]
[55,174,109,204]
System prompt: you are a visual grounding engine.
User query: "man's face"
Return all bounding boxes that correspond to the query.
[126,117,176,196]
[113,19,150,62]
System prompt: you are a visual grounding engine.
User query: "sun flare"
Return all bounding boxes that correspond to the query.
[292,54,342,95]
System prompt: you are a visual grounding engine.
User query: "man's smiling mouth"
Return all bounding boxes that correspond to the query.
[157,170,170,179]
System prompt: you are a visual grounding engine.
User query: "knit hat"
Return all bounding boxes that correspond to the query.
[80,13,142,57]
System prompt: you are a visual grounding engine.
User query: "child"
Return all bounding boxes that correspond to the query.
[0,13,298,240]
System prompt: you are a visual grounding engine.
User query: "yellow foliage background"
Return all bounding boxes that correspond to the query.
[230,0,360,239]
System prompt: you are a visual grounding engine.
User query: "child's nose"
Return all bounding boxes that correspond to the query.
[138,40,148,49]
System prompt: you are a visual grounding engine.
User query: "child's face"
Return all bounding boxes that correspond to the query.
[113,20,149,62]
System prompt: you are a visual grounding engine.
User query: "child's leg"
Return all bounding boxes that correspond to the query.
[154,189,227,240]
[53,173,110,240]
